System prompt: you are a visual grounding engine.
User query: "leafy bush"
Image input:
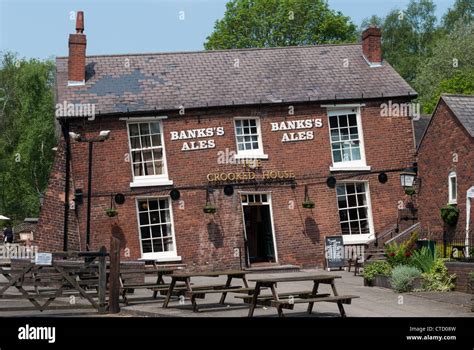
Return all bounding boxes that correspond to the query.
[440,204,459,226]
[390,265,422,293]
[469,271,474,280]
[385,232,420,267]
[410,247,436,273]
[422,259,456,292]
[363,261,392,282]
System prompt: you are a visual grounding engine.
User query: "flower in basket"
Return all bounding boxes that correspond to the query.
[404,251,412,257]
[440,204,459,226]
[388,252,396,257]
[106,208,118,217]
[302,200,315,209]
[203,204,217,214]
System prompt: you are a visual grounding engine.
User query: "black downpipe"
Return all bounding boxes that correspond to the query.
[61,120,70,251]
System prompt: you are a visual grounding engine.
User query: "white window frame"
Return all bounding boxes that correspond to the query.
[335,181,375,244]
[233,117,268,159]
[239,191,278,263]
[448,171,457,205]
[126,118,173,187]
[135,196,181,262]
[327,108,370,172]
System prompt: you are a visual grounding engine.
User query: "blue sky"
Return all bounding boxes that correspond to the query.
[0,0,455,60]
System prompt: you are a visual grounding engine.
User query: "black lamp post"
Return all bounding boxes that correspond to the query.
[69,130,110,251]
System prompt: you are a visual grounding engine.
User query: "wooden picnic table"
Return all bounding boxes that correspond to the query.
[119,266,182,305]
[246,274,358,317]
[162,269,252,312]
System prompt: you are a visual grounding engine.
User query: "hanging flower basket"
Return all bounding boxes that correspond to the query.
[106,194,118,217]
[404,187,416,196]
[440,204,459,226]
[203,204,217,214]
[106,208,118,217]
[203,187,216,213]
[302,185,315,209]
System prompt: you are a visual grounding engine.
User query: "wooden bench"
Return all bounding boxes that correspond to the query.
[271,295,359,317]
[183,285,254,312]
[235,290,322,306]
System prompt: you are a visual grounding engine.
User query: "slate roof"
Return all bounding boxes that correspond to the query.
[413,115,431,148]
[442,94,474,137]
[55,44,417,116]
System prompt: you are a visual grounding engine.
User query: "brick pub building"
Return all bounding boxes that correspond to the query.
[36,13,417,270]
[417,94,474,234]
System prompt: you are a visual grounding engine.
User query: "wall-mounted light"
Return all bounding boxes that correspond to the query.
[400,168,417,188]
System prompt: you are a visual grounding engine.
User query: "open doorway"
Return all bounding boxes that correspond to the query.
[241,193,277,265]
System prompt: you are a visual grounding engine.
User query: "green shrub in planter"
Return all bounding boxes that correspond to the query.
[390,265,422,293]
[440,204,459,226]
[410,247,436,273]
[363,261,392,283]
[422,259,456,292]
[302,200,315,209]
[106,208,118,217]
[203,204,217,214]
[404,187,416,196]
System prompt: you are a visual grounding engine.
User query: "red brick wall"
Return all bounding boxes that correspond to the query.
[37,99,415,268]
[35,137,81,252]
[417,100,474,233]
[446,262,474,293]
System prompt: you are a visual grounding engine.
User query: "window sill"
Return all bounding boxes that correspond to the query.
[342,233,375,245]
[330,165,371,172]
[448,200,457,205]
[139,256,182,263]
[130,179,173,188]
[234,153,269,160]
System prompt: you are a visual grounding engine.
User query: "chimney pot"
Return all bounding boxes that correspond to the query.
[68,11,86,85]
[362,26,382,66]
[76,11,84,33]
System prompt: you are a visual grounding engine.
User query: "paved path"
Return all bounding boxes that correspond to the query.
[0,269,472,317]
[120,269,473,317]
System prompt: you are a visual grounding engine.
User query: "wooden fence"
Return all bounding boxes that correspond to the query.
[0,246,119,314]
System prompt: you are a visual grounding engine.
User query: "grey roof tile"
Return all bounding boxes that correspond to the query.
[56,44,417,116]
[442,94,474,137]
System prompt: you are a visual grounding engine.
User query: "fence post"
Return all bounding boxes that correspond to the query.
[98,246,107,314]
[109,237,121,314]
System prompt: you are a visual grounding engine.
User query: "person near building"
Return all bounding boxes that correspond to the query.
[2,223,13,243]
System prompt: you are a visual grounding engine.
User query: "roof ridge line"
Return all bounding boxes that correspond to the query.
[56,42,361,59]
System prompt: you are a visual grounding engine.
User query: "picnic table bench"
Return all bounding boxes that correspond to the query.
[163,269,253,312]
[119,267,183,305]
[245,274,359,317]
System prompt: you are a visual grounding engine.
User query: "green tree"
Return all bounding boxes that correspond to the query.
[0,52,56,223]
[367,0,438,83]
[204,0,357,50]
[414,21,474,113]
[442,0,474,32]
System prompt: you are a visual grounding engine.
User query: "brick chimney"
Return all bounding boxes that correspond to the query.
[362,26,382,66]
[68,11,86,85]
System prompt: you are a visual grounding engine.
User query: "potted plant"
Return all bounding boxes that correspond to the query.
[302,185,315,209]
[404,187,416,196]
[203,188,216,214]
[362,261,392,287]
[106,208,118,217]
[440,204,459,226]
[203,204,217,214]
